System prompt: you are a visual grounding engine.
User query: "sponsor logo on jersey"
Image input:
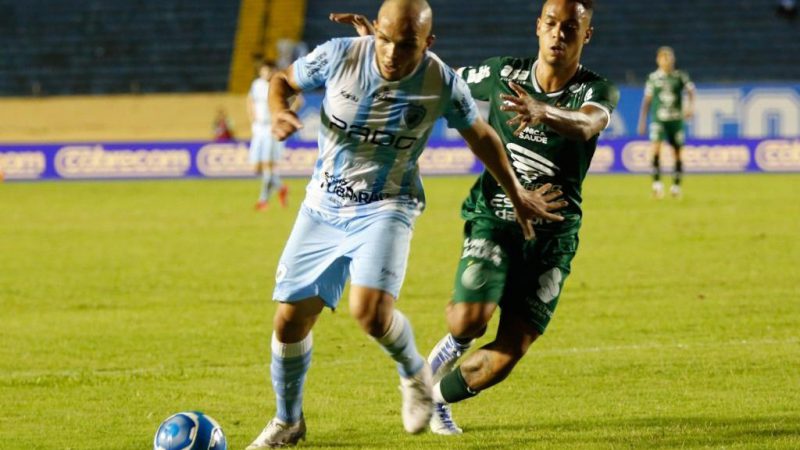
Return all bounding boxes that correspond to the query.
[517,126,549,144]
[451,96,473,121]
[465,65,491,84]
[276,263,288,283]
[461,262,489,290]
[402,103,427,129]
[304,50,328,78]
[461,238,503,266]
[536,268,562,303]
[489,189,561,225]
[372,87,399,104]
[507,142,558,182]
[320,172,408,205]
[499,65,531,82]
[339,89,360,103]
[329,114,419,150]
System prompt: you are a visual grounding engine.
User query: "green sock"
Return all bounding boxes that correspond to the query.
[440,367,478,403]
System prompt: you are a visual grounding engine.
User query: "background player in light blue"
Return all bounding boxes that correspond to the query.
[247,60,301,210]
[246,1,567,448]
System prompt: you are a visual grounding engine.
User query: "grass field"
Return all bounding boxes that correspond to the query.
[1,174,799,449]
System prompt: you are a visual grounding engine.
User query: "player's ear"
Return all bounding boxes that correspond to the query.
[535,17,541,37]
[583,26,593,44]
[426,34,436,49]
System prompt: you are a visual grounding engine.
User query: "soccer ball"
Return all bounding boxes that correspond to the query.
[153,411,227,450]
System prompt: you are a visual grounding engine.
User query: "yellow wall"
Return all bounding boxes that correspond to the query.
[228,0,269,94]
[0,94,253,142]
[228,0,308,93]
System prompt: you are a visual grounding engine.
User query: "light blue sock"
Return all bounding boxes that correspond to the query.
[376,310,425,378]
[259,170,272,202]
[272,171,282,191]
[271,332,312,424]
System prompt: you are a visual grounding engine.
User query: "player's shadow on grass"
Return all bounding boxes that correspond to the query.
[466,415,799,447]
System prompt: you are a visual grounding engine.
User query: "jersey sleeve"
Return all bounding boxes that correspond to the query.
[442,75,480,130]
[457,57,501,101]
[680,71,696,91]
[582,80,620,129]
[292,38,350,90]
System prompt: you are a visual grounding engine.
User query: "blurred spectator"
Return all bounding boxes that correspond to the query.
[276,39,309,69]
[212,108,236,141]
[776,0,797,19]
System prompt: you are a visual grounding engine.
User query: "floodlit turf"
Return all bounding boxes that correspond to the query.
[1,174,798,449]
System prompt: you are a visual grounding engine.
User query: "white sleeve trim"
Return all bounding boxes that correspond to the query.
[582,101,612,130]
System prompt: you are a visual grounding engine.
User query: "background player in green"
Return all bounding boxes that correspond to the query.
[637,46,695,198]
[334,0,618,435]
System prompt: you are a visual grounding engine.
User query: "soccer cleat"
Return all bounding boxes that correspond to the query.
[428,334,472,384]
[399,361,434,434]
[670,184,682,198]
[652,181,664,199]
[278,185,289,208]
[246,417,306,449]
[430,402,463,435]
[255,200,269,211]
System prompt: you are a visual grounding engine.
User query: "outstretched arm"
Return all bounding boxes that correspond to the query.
[501,82,609,141]
[269,65,305,141]
[329,13,374,36]
[459,118,566,239]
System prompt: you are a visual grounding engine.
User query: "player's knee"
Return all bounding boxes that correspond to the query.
[349,304,390,337]
[446,303,494,338]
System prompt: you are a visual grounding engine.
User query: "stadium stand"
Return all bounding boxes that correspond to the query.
[303,0,800,84]
[2,0,798,97]
[0,0,240,96]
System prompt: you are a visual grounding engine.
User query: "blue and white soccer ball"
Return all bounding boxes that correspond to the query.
[153,411,227,450]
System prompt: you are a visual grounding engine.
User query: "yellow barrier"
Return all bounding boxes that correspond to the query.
[0,94,249,142]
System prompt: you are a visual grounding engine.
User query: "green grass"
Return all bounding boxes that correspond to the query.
[1,174,799,449]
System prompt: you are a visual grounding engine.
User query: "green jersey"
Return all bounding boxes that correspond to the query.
[645,69,693,123]
[458,57,619,234]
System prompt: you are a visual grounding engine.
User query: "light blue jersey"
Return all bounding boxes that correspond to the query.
[293,36,479,219]
[249,78,272,133]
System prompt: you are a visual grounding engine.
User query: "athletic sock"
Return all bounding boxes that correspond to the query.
[375,310,425,378]
[674,159,683,185]
[452,335,474,350]
[259,170,273,202]
[438,367,478,404]
[652,154,661,181]
[271,332,312,424]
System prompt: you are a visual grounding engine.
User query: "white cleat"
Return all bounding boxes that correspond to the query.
[430,402,463,435]
[246,417,306,449]
[652,181,664,199]
[670,184,682,198]
[428,335,473,384]
[400,362,434,434]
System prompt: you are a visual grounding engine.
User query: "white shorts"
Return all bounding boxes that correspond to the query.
[272,205,414,308]
[249,129,284,164]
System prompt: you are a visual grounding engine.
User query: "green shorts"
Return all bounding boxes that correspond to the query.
[452,218,579,334]
[649,120,685,148]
